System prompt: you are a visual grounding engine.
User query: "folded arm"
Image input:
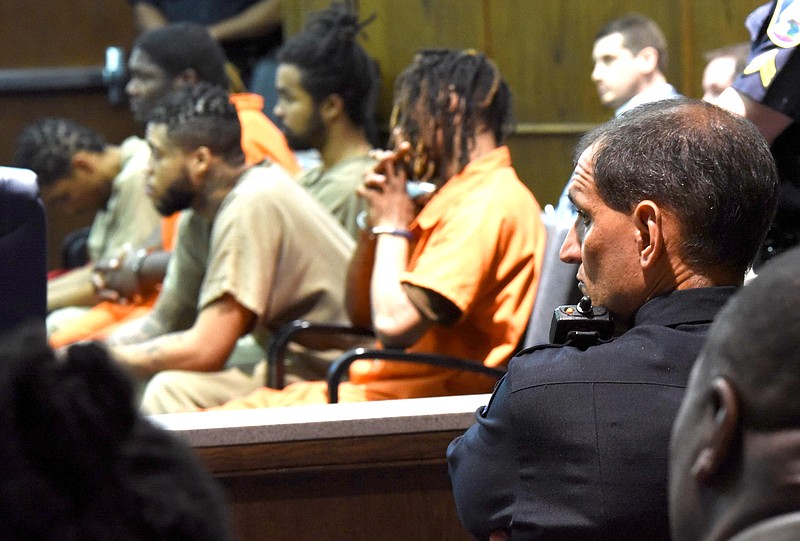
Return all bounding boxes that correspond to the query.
[208,0,282,42]
[130,2,169,32]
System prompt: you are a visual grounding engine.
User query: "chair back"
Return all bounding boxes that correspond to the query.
[0,167,47,334]
[523,208,581,348]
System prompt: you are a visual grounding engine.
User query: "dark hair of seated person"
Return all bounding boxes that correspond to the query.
[0,323,232,541]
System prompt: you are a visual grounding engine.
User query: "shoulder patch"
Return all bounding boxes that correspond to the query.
[768,0,800,48]
[744,49,781,87]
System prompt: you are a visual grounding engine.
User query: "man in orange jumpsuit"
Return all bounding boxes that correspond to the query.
[215,48,546,409]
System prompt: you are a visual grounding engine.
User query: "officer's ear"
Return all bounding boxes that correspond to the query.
[691,377,740,483]
[632,200,662,269]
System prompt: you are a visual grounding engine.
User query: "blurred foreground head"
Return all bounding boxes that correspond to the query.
[669,245,800,541]
[0,325,232,541]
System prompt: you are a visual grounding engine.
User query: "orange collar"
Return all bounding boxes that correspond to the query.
[412,146,512,231]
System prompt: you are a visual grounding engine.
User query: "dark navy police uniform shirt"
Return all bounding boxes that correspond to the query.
[447,287,736,541]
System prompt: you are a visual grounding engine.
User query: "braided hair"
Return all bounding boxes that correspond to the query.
[148,82,244,165]
[13,118,106,188]
[392,48,513,177]
[277,1,380,142]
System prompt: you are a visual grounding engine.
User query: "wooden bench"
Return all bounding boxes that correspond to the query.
[154,394,490,541]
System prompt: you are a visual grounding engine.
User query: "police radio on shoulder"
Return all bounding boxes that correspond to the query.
[550,296,614,349]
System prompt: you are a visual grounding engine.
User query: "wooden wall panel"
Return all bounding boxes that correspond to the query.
[0,0,763,266]
[285,0,761,207]
[689,0,755,93]
[200,432,473,541]
[0,0,135,67]
[0,0,139,269]
[507,135,584,209]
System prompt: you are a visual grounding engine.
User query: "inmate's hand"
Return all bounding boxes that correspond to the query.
[358,141,417,230]
[92,245,148,303]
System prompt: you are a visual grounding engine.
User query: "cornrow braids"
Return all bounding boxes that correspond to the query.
[13,118,106,188]
[277,1,380,140]
[148,83,244,165]
[393,48,513,176]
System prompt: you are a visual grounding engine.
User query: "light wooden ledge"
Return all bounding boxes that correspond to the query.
[151,393,490,448]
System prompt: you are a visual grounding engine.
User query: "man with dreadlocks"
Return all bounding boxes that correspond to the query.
[103,83,354,413]
[212,48,545,409]
[273,1,380,238]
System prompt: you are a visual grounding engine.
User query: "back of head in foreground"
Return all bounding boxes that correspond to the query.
[0,324,232,541]
[670,245,800,541]
[577,98,778,290]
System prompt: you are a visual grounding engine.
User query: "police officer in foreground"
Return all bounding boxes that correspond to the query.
[447,98,779,541]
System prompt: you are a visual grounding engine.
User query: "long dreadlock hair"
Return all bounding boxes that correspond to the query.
[391,48,513,179]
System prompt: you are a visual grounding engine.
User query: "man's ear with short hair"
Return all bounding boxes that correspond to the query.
[690,377,740,483]
[69,150,96,177]
[633,199,662,269]
[188,146,213,181]
[635,46,659,75]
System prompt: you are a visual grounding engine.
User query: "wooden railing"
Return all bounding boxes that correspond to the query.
[155,394,490,541]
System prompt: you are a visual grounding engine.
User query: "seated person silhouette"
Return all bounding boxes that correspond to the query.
[104,83,354,413]
[447,99,779,540]
[669,245,800,541]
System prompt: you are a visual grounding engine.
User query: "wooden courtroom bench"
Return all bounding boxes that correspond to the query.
[153,394,490,541]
